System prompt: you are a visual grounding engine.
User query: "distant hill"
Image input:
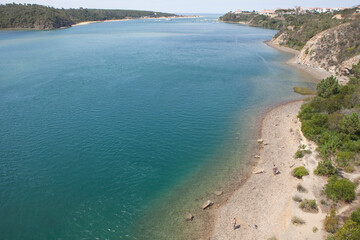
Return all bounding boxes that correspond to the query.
[0,3,177,29]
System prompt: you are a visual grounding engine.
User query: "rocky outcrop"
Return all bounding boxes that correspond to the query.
[214,191,223,196]
[252,167,264,174]
[295,21,360,77]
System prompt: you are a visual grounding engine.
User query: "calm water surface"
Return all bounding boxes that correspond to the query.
[0,16,314,239]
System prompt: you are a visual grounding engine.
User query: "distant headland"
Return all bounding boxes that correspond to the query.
[0,3,197,30]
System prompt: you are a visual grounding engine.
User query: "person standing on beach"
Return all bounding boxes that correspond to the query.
[273,164,278,175]
[233,218,237,230]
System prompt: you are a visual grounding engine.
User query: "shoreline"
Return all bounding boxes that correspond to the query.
[209,41,327,239]
[211,99,327,239]
[71,15,200,27]
[264,40,332,82]
[0,15,201,30]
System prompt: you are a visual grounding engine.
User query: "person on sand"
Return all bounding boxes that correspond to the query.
[273,164,278,175]
[233,218,237,230]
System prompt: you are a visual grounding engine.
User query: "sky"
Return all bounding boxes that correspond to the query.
[0,0,359,13]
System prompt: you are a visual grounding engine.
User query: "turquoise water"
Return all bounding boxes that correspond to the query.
[0,16,314,239]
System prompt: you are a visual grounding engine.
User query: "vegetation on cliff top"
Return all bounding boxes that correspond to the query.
[220,8,359,51]
[0,3,176,29]
[219,12,284,29]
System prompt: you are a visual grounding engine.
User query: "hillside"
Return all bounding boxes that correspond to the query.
[0,3,177,29]
[296,20,360,76]
[220,8,359,50]
[220,8,360,78]
[219,12,284,29]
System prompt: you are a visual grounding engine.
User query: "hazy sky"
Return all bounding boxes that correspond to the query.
[1,0,359,13]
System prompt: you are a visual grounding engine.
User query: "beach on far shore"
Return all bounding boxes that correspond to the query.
[71,15,200,27]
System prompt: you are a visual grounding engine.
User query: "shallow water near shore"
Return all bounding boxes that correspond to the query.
[0,15,314,239]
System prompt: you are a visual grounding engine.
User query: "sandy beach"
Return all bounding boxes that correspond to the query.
[209,40,334,240]
[210,99,329,240]
[71,15,200,27]
[71,19,131,26]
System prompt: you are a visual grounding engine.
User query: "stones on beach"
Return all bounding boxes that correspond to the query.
[202,200,214,210]
[254,155,260,158]
[185,212,194,221]
[214,191,223,196]
[257,139,263,144]
[252,167,264,174]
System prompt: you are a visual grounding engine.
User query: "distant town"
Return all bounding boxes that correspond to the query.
[233,5,360,17]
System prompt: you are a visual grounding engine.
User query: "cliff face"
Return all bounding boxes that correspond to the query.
[294,20,360,76]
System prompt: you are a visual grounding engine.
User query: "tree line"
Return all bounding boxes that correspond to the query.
[0,3,177,29]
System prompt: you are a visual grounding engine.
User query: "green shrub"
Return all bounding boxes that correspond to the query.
[351,208,360,223]
[321,199,328,205]
[334,220,360,239]
[326,235,336,240]
[344,140,360,152]
[344,166,355,173]
[292,216,305,225]
[299,199,318,212]
[295,150,305,158]
[318,132,341,159]
[317,76,340,98]
[339,112,360,140]
[314,160,337,176]
[328,112,343,130]
[324,209,339,233]
[293,166,309,178]
[297,184,307,193]
[325,176,356,202]
[336,151,355,167]
[303,149,312,154]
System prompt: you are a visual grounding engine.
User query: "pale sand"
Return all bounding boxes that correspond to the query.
[72,19,131,27]
[71,16,200,27]
[211,101,328,240]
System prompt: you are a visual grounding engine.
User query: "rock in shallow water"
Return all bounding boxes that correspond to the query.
[214,191,223,196]
[202,200,214,209]
[252,167,264,174]
[185,212,194,221]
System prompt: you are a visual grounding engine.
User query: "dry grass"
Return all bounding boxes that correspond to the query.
[292,216,306,225]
